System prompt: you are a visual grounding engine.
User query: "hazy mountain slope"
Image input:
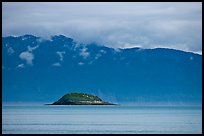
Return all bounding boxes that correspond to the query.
[2,35,202,104]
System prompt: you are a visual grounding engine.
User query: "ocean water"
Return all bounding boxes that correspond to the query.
[2,105,202,134]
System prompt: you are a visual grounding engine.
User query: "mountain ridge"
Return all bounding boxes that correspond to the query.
[2,34,202,105]
[2,34,202,56]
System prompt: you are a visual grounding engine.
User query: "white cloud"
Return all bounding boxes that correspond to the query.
[19,51,34,65]
[113,48,122,53]
[28,45,39,52]
[18,44,38,67]
[56,51,66,62]
[2,2,202,54]
[52,62,61,67]
[8,47,14,55]
[193,51,202,55]
[80,47,89,59]
[17,63,25,68]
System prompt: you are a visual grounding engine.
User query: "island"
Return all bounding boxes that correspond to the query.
[50,92,117,105]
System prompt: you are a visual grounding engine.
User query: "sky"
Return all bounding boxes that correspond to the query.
[2,2,202,54]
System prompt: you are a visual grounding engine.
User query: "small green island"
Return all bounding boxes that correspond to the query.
[50,92,117,105]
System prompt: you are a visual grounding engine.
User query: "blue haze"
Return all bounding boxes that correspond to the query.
[2,35,202,105]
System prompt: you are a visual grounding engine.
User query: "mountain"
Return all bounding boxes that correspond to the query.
[51,92,115,105]
[2,35,202,105]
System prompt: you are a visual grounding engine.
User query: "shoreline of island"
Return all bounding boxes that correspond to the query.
[46,92,118,105]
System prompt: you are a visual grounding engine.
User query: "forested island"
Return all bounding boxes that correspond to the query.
[50,92,116,105]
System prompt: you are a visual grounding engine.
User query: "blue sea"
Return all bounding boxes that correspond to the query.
[2,105,202,134]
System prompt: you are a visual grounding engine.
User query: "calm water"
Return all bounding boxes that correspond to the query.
[2,105,202,134]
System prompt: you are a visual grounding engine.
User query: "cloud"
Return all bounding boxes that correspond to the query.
[17,63,25,68]
[193,51,202,55]
[19,51,34,65]
[56,51,66,62]
[2,2,202,53]
[80,47,89,59]
[18,44,39,67]
[52,62,61,67]
[8,47,14,55]
[28,45,39,52]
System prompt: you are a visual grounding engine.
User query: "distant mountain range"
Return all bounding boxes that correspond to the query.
[2,35,202,105]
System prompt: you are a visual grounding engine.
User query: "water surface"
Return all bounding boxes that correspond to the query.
[2,105,202,134]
